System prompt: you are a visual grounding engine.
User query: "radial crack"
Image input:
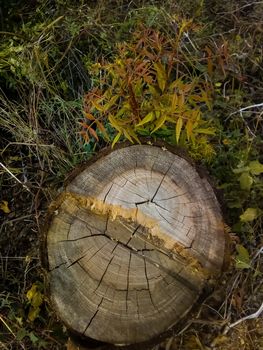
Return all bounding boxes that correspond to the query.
[59,233,104,243]
[126,252,132,312]
[83,298,104,334]
[151,162,173,202]
[103,183,114,203]
[156,192,188,202]
[144,258,159,312]
[95,256,114,292]
[49,261,67,272]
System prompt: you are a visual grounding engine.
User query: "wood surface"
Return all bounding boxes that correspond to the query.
[45,145,225,345]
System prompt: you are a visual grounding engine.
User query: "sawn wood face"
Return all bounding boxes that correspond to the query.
[46,145,225,345]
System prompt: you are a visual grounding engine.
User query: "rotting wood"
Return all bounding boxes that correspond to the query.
[44,144,226,346]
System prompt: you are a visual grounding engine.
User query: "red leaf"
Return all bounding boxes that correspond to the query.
[88,127,99,141]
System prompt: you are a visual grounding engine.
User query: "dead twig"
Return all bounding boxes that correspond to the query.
[229,102,263,116]
[222,301,263,335]
[0,162,33,194]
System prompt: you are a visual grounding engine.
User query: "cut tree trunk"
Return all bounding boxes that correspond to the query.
[44,144,226,346]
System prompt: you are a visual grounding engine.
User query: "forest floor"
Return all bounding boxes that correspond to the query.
[0,1,263,349]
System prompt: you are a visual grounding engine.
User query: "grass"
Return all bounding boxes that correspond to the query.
[0,0,263,349]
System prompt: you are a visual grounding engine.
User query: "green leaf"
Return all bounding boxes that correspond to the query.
[239,172,253,191]
[240,208,260,222]
[248,160,263,175]
[235,244,250,269]
[17,328,27,341]
[135,112,154,127]
[29,332,39,344]
[232,166,250,174]
[176,117,183,143]
[236,259,251,269]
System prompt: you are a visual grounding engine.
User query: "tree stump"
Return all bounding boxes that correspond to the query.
[44,144,226,346]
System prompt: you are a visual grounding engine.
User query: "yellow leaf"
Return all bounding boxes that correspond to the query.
[0,200,10,214]
[186,119,193,141]
[91,100,105,112]
[235,244,250,269]
[176,117,183,143]
[171,94,178,110]
[115,106,127,119]
[26,283,43,322]
[249,160,263,175]
[148,84,159,96]
[153,62,166,92]
[26,284,43,308]
[134,78,143,96]
[109,114,122,132]
[194,127,216,135]
[240,208,261,222]
[212,335,229,346]
[28,306,40,322]
[26,284,37,301]
[104,95,118,111]
[169,78,183,90]
[201,89,212,110]
[32,291,43,309]
[123,129,134,143]
[126,128,141,144]
[151,114,166,133]
[178,94,185,109]
[239,172,253,191]
[182,83,193,93]
[112,131,122,148]
[135,112,154,127]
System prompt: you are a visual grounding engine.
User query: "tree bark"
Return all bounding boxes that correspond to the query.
[44,144,226,346]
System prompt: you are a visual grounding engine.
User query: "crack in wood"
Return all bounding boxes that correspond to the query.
[49,261,67,272]
[83,297,104,335]
[46,146,225,345]
[67,242,108,268]
[125,225,141,245]
[61,227,201,293]
[126,252,132,312]
[95,256,114,292]
[151,162,173,202]
[155,192,188,202]
[103,183,114,203]
[144,258,159,312]
[59,233,104,243]
[110,242,119,254]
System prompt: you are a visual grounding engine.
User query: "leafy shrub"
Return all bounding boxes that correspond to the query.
[81,24,217,159]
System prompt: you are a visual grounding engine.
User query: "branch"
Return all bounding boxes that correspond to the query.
[229,102,263,116]
[0,162,32,194]
[223,301,263,335]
